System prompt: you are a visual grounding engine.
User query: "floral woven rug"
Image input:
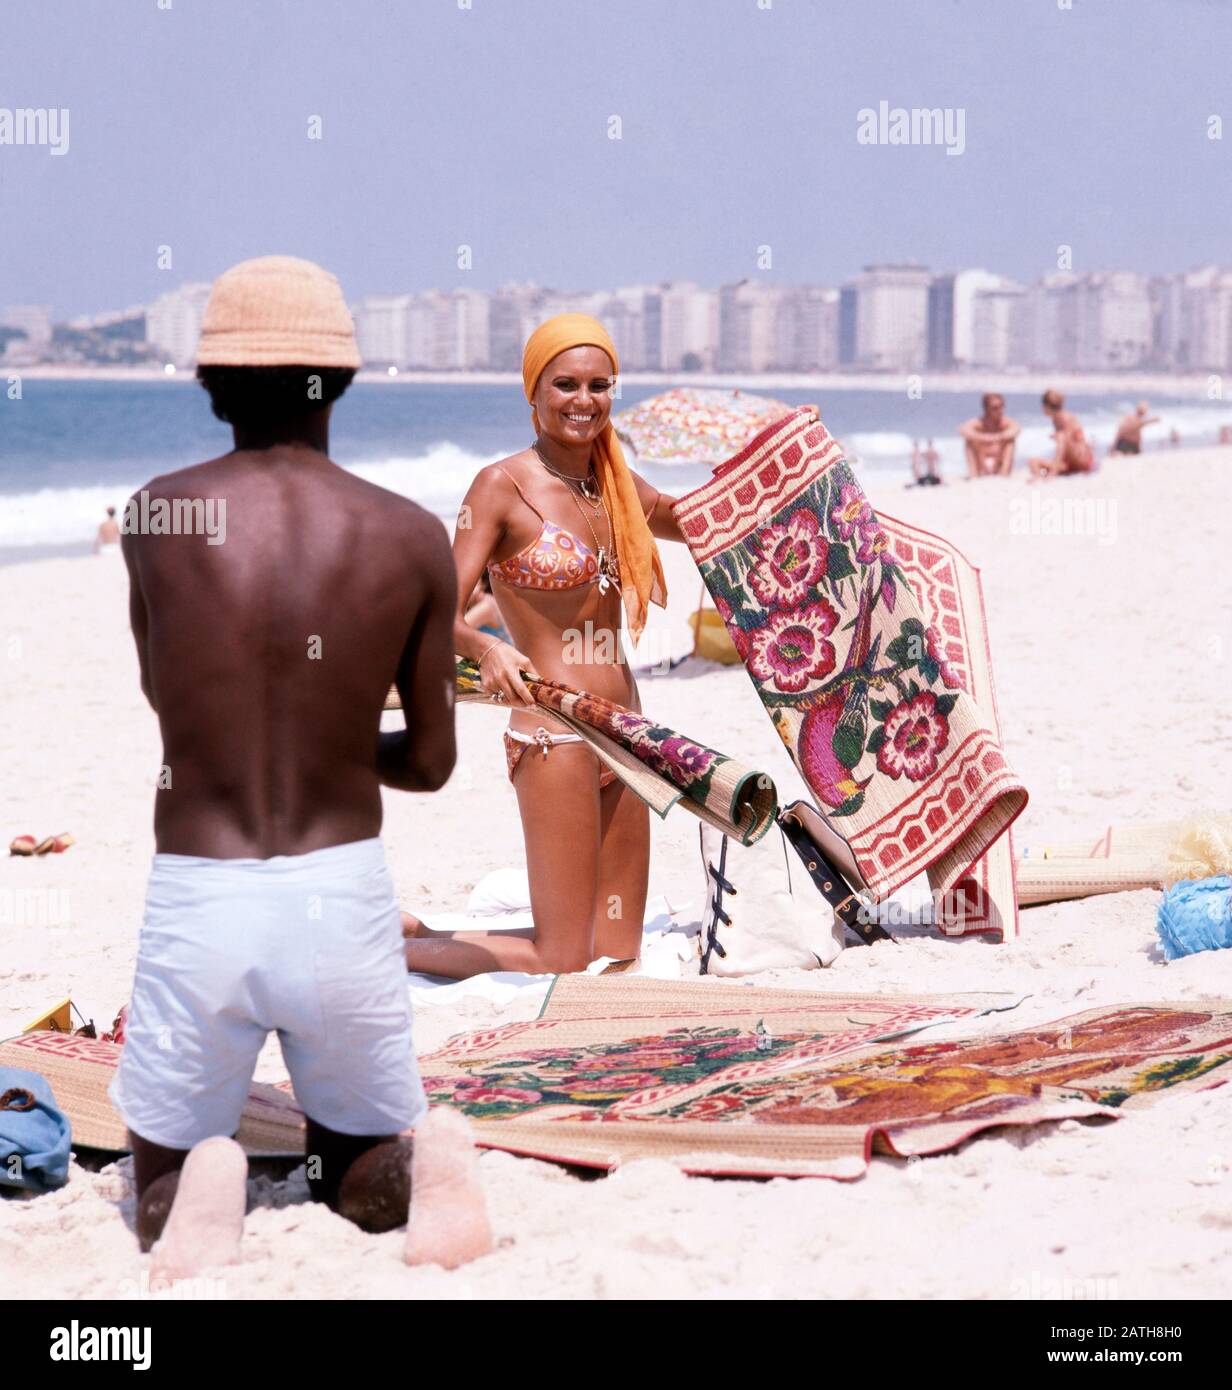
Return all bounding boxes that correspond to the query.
[419,977,1232,1180]
[673,407,1027,938]
[0,1031,305,1155]
[387,659,778,846]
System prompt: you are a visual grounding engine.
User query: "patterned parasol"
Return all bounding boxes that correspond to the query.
[613,387,795,466]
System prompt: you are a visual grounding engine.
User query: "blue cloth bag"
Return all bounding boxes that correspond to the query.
[1156,876,1232,961]
[0,1067,72,1192]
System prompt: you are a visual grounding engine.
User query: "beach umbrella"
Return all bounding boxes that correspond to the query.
[613,387,795,467]
[614,388,796,663]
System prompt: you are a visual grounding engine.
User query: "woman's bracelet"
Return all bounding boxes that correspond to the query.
[476,637,504,667]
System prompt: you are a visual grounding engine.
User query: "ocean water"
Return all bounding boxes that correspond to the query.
[0,379,1227,558]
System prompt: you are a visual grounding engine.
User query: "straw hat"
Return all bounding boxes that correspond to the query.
[196,255,361,368]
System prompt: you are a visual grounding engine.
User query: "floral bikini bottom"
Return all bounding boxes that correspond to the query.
[503,726,618,790]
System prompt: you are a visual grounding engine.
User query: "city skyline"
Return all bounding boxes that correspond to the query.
[6,253,1231,377]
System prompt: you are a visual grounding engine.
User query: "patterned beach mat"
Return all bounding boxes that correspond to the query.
[673,407,1027,937]
[421,979,1232,1179]
[0,1032,305,1156]
[388,658,779,845]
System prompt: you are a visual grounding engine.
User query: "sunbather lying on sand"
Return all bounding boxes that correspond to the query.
[111,256,491,1279]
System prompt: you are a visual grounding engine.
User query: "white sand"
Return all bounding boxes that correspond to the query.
[2,448,1231,1300]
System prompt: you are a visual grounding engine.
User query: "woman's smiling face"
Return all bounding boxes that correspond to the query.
[533,345,616,448]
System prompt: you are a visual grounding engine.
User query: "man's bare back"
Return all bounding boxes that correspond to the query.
[124,446,456,859]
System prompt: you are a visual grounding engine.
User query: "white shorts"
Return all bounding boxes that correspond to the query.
[110,837,426,1151]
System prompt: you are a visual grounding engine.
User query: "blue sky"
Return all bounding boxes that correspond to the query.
[2,0,1228,317]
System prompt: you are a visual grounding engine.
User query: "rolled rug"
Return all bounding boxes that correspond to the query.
[385,659,778,846]
[673,407,1027,940]
[1017,815,1232,907]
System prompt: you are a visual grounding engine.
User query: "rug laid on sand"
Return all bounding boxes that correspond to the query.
[0,1032,305,1155]
[672,407,1027,939]
[387,658,778,845]
[420,977,1232,1179]
[1018,816,1232,907]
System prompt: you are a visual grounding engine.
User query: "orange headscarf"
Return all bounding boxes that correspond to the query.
[522,314,667,643]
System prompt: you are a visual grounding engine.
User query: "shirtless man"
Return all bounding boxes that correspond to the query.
[1112,401,1159,455]
[959,393,1020,478]
[93,505,121,554]
[1028,389,1095,480]
[110,256,490,1280]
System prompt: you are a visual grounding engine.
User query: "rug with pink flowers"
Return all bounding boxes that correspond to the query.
[672,408,1027,939]
[419,976,1232,1180]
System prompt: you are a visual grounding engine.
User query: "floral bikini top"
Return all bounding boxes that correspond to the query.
[486,466,620,592]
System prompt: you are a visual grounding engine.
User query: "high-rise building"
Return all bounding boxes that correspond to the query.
[353,294,411,366]
[928,269,1014,368]
[838,286,858,366]
[718,280,784,372]
[1074,272,1153,369]
[0,304,53,360]
[971,283,1028,368]
[848,264,931,371]
[144,283,212,366]
[450,288,491,369]
[599,286,655,370]
[1150,274,1187,369]
[655,281,718,370]
[927,275,955,367]
[1023,274,1078,369]
[1177,266,1232,369]
[774,286,839,370]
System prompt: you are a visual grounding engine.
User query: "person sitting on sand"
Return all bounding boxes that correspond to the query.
[93,506,121,554]
[1027,389,1095,480]
[959,393,1020,478]
[110,255,491,1280]
[910,437,942,487]
[1111,401,1159,455]
[402,313,687,980]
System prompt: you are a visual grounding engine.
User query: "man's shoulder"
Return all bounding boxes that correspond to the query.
[337,471,446,539]
[133,454,231,501]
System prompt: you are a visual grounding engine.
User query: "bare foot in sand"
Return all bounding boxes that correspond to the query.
[404,1109,492,1269]
[149,1136,247,1285]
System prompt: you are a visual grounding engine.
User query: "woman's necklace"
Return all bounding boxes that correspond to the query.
[532,443,619,595]
[575,488,620,596]
[533,441,602,506]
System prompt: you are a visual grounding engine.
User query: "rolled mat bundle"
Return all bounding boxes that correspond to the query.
[1157,877,1232,960]
[1017,815,1232,907]
[386,659,778,845]
[673,407,1027,939]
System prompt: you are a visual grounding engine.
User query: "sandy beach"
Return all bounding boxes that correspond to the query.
[2,446,1230,1301]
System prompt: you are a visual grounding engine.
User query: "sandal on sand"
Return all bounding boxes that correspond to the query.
[33,833,76,856]
[9,835,37,856]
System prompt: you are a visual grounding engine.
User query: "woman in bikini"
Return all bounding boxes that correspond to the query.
[1028,389,1095,479]
[403,314,685,979]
